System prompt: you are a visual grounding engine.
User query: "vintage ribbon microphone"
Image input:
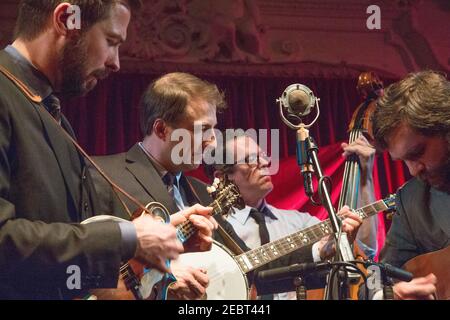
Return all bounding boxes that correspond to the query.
[276,85,359,298]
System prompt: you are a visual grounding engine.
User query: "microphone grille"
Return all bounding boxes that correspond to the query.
[288,89,311,114]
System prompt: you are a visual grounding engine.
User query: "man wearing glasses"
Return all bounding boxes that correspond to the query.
[207,132,378,299]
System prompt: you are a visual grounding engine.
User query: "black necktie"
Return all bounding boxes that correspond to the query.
[249,208,270,245]
[43,94,62,125]
[162,172,175,197]
[250,207,274,300]
[162,172,185,210]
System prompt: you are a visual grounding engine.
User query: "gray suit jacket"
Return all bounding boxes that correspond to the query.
[380,178,450,267]
[89,143,250,250]
[360,178,449,300]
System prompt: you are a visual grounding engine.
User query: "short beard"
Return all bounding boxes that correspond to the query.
[429,133,450,193]
[58,34,89,98]
[444,134,450,193]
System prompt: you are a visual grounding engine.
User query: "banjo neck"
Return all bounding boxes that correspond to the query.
[235,196,394,273]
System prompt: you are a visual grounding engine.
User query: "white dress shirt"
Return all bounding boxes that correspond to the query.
[226,200,323,300]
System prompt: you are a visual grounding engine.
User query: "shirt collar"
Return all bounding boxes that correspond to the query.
[4,45,53,100]
[137,142,182,184]
[231,199,278,225]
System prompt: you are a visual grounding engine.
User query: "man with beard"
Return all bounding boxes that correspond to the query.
[0,1,216,299]
[371,70,449,299]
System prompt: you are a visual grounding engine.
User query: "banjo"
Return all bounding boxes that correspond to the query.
[178,194,397,300]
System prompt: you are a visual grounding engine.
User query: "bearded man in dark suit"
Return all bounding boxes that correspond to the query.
[91,72,248,299]
[0,1,215,299]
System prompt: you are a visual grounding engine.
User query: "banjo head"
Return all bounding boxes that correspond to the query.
[177,240,249,300]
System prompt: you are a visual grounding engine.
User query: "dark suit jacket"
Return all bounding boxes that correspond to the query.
[380,178,450,267]
[90,143,249,250]
[0,50,124,299]
[90,143,315,295]
[359,178,449,300]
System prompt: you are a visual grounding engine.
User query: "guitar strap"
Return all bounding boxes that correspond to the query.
[58,129,150,218]
[185,177,245,255]
[0,64,42,103]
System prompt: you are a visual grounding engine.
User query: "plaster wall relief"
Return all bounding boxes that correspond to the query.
[404,0,450,71]
[0,0,448,77]
[122,0,269,63]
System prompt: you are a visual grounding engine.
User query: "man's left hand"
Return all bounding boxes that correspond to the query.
[318,206,363,260]
[341,136,375,182]
[170,204,218,252]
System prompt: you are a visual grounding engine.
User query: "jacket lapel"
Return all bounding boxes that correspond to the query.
[125,144,179,214]
[33,104,81,213]
[0,50,81,217]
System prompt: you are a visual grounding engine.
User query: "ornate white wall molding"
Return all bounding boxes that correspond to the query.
[118,0,449,77]
[0,0,448,77]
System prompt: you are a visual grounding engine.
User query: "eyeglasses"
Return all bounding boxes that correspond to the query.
[219,152,271,173]
[237,152,271,167]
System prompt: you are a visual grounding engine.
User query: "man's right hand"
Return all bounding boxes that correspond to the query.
[132,214,184,273]
[394,273,437,300]
[167,260,209,300]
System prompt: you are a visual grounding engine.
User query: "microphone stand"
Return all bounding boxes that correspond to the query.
[296,124,358,300]
[294,276,307,300]
[277,84,360,299]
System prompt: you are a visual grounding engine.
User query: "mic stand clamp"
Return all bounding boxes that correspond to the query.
[294,276,307,300]
[381,270,395,300]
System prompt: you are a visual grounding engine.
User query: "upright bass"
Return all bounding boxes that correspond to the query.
[337,71,384,299]
[309,71,384,300]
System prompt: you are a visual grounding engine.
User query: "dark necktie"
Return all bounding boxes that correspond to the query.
[162,172,175,197]
[43,94,62,125]
[250,207,274,300]
[162,172,185,210]
[249,208,270,245]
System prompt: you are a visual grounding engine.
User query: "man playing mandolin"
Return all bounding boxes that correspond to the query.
[91,72,249,299]
[0,0,216,299]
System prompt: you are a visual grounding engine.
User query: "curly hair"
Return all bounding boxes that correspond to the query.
[372,70,450,150]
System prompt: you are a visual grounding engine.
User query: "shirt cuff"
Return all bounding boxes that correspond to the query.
[312,242,322,262]
[118,221,137,261]
[356,239,377,260]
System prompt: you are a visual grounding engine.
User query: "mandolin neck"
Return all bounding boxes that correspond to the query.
[175,199,225,243]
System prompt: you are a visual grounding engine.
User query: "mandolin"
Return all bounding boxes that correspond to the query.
[81,177,244,300]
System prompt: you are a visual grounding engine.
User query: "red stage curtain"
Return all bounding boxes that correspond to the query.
[62,72,409,259]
